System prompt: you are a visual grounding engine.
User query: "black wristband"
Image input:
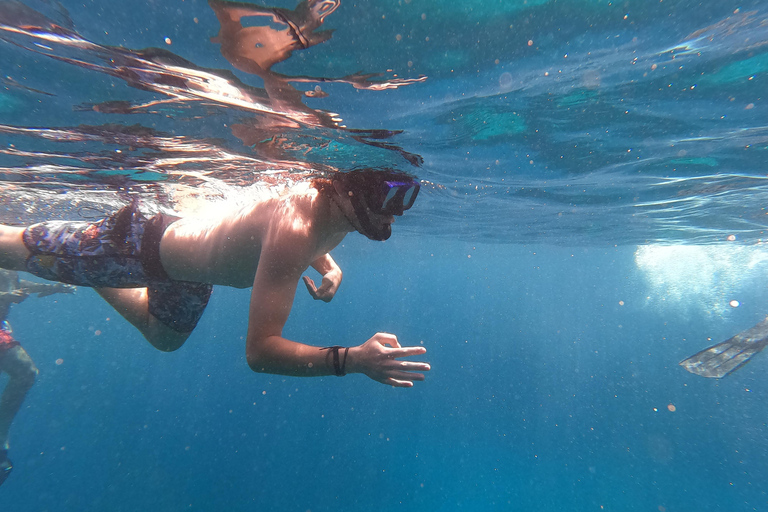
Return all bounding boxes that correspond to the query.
[321,345,349,376]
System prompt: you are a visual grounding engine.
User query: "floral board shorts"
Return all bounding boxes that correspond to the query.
[22,204,212,333]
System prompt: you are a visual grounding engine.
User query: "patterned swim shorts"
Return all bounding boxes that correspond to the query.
[0,329,19,353]
[22,204,212,333]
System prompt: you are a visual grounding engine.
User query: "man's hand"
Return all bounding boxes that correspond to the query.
[348,332,430,388]
[8,289,29,304]
[37,283,76,298]
[302,267,341,303]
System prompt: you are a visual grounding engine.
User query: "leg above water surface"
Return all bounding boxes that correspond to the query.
[0,226,29,271]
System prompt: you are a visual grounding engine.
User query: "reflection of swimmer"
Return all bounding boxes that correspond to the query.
[209,0,338,130]
[209,0,339,75]
[208,0,426,165]
[0,0,425,170]
[679,317,768,378]
[0,169,429,389]
[0,270,74,487]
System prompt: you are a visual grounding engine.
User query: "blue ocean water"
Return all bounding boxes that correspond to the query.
[1,0,768,510]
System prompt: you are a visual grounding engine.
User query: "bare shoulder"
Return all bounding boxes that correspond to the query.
[259,186,332,264]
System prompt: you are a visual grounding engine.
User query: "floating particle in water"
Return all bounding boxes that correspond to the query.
[619,300,625,306]
[667,404,676,412]
[55,358,63,365]
[727,234,736,241]
[164,37,172,45]
[730,300,740,308]
[304,85,327,98]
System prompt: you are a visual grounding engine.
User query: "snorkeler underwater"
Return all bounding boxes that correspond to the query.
[1,0,768,510]
[0,0,434,491]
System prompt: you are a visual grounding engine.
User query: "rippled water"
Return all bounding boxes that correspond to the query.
[1,0,767,244]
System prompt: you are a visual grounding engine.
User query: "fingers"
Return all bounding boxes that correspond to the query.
[376,360,430,388]
[388,347,427,359]
[362,333,430,387]
[394,360,430,373]
[302,276,319,298]
[392,371,426,382]
[386,379,414,388]
[374,332,401,349]
[372,334,428,359]
[314,281,334,302]
[384,372,426,387]
[303,276,333,302]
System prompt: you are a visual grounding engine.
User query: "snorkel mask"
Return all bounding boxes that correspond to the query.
[334,169,420,241]
[373,179,420,216]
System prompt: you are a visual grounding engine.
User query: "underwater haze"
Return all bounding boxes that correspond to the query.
[2,0,768,511]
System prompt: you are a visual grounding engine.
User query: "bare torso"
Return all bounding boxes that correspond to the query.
[158,186,347,288]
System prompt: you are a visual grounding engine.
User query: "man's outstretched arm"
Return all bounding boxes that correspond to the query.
[246,245,429,387]
[18,279,75,298]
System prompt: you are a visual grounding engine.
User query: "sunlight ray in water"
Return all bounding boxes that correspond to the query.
[635,243,768,316]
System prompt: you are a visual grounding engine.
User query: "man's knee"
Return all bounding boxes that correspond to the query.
[150,336,187,352]
[16,364,37,390]
[7,355,38,391]
[144,321,190,352]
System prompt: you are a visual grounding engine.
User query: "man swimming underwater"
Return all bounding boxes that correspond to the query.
[0,169,430,387]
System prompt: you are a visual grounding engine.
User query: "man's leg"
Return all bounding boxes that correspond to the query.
[0,226,30,271]
[0,344,38,485]
[0,345,38,450]
[95,287,191,352]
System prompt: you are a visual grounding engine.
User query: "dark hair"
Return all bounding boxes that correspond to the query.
[331,168,418,194]
[312,168,417,196]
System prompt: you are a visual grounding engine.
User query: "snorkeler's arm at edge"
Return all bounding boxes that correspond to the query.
[19,279,75,297]
[303,253,341,302]
[246,246,429,387]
